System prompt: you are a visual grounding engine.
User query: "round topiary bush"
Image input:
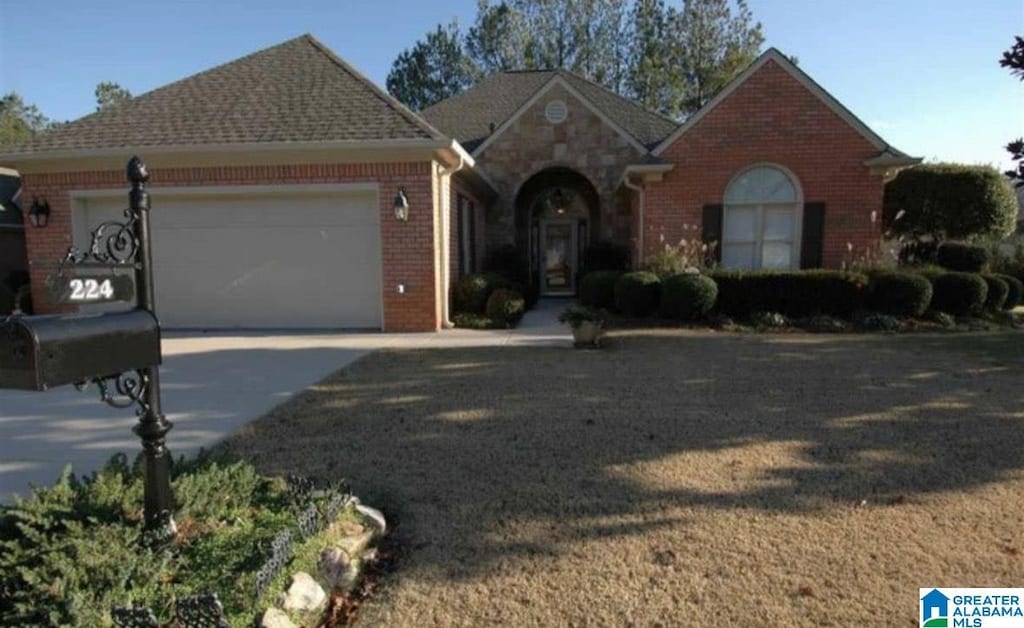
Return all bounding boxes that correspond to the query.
[996,273,1023,310]
[908,264,947,284]
[866,271,933,317]
[980,274,1009,311]
[452,273,507,314]
[936,242,991,272]
[579,270,623,310]
[659,273,718,321]
[930,272,988,316]
[485,289,526,328]
[614,271,661,317]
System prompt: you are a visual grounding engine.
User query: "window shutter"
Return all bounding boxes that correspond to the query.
[702,204,723,263]
[800,203,826,269]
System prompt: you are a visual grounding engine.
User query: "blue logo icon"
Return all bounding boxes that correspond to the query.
[921,589,950,627]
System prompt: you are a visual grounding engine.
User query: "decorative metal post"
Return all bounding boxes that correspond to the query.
[127,157,176,537]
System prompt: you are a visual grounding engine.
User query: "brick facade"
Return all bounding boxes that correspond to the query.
[645,59,885,268]
[19,162,441,332]
[475,82,643,249]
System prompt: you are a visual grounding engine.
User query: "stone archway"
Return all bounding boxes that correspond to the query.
[514,167,600,295]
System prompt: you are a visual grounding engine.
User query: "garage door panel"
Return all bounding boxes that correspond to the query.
[78,191,382,329]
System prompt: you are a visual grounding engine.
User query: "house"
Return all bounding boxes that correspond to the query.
[1,34,919,332]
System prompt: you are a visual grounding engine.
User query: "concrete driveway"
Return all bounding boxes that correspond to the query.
[0,301,569,502]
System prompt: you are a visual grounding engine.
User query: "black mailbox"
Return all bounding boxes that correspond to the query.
[0,310,161,391]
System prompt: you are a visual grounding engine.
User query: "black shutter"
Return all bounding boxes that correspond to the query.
[800,202,826,269]
[702,204,723,263]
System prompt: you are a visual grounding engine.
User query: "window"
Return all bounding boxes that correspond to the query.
[722,166,800,270]
[545,100,567,125]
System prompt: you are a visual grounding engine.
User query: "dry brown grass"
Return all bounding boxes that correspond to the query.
[224,330,1024,627]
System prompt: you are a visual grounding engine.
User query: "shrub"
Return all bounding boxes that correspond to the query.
[866,271,933,317]
[800,315,851,333]
[452,312,497,329]
[659,273,718,321]
[710,270,868,319]
[856,312,903,332]
[581,240,631,274]
[750,311,789,329]
[907,264,948,284]
[558,304,603,326]
[898,240,939,266]
[930,272,988,316]
[579,270,622,310]
[614,271,661,317]
[996,273,1023,309]
[925,310,957,328]
[644,239,712,278]
[883,163,1018,241]
[980,274,1010,311]
[452,272,507,314]
[485,289,526,328]
[936,241,991,272]
[992,241,1024,284]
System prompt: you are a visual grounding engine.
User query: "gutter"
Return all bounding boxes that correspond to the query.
[438,153,467,329]
[621,164,673,268]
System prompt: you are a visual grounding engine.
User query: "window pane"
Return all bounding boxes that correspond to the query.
[722,243,756,270]
[724,207,757,241]
[725,166,797,204]
[764,208,794,240]
[762,242,793,269]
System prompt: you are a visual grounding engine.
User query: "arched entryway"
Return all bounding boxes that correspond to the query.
[514,168,600,295]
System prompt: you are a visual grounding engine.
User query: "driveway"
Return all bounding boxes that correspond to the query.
[0,301,570,502]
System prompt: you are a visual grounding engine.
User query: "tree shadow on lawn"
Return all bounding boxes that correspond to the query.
[223,330,1024,579]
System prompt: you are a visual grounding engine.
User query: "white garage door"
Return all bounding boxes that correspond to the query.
[75,188,382,329]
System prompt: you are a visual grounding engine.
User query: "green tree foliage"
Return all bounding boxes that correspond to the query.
[627,0,674,113]
[465,0,532,76]
[386,21,473,111]
[883,163,1019,242]
[0,92,51,146]
[999,36,1024,184]
[94,81,132,111]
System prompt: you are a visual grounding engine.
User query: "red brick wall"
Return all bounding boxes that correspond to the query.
[19,162,440,332]
[646,59,884,268]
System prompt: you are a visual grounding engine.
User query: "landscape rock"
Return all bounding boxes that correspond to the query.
[279,571,326,613]
[318,546,360,590]
[260,608,298,628]
[354,503,387,535]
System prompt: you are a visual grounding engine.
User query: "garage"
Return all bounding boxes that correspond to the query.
[73,186,383,329]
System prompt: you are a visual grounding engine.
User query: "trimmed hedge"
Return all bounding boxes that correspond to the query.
[996,273,1023,309]
[485,289,526,327]
[579,270,623,310]
[614,271,661,317]
[930,272,988,316]
[452,273,507,314]
[980,274,1009,311]
[937,242,990,272]
[907,264,947,284]
[710,270,868,318]
[660,274,718,321]
[866,271,933,317]
[883,163,1018,241]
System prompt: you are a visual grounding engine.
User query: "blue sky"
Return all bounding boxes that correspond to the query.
[1,0,1021,168]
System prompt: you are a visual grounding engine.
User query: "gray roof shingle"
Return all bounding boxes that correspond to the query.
[8,35,447,155]
[421,70,680,152]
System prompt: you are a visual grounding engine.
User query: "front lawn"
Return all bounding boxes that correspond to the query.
[225,331,1024,626]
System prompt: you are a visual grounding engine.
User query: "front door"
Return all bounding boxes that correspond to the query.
[540,220,577,295]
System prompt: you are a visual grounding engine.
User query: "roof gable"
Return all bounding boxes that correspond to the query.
[7,35,448,155]
[653,48,910,158]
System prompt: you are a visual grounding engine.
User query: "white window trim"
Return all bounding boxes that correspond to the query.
[722,164,804,271]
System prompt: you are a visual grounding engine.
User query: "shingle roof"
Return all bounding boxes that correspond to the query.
[420,70,679,153]
[8,35,447,155]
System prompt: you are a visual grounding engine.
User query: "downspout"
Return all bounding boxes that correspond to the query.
[623,172,645,268]
[438,155,466,329]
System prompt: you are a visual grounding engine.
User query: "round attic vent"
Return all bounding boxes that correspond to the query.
[545,100,568,124]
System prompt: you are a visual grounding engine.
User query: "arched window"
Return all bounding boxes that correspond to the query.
[722,165,801,270]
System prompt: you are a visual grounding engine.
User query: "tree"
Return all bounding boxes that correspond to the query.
[627,0,674,113]
[95,82,132,111]
[999,36,1024,184]
[386,21,473,111]
[0,92,50,146]
[465,1,532,77]
[670,0,764,117]
[883,163,1018,242]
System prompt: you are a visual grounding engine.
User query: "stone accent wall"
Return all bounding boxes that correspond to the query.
[475,82,647,250]
[19,162,441,332]
[646,59,884,269]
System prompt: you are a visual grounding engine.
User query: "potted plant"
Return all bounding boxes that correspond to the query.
[558,304,604,347]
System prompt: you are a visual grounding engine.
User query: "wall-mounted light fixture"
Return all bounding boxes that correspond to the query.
[28,197,50,228]
[393,186,410,222]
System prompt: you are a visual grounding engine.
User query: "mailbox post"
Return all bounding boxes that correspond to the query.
[0,157,176,539]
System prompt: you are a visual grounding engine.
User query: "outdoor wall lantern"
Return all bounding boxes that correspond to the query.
[28,197,51,228]
[393,186,410,222]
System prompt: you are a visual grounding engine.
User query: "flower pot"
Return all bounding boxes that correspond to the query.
[571,320,602,347]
